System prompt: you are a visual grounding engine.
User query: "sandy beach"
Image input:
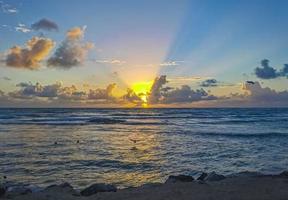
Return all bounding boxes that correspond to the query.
[1,172,288,200]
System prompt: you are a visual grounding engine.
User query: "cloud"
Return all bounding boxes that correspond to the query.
[161,85,217,104]
[0,1,18,14]
[11,82,62,98]
[147,75,168,104]
[67,26,85,40]
[94,59,126,65]
[147,75,216,104]
[203,81,288,107]
[2,76,11,81]
[9,81,117,102]
[2,75,288,107]
[160,61,183,67]
[280,64,288,77]
[47,26,94,68]
[4,37,55,69]
[122,88,142,103]
[255,59,277,79]
[88,83,116,100]
[242,81,288,102]
[199,79,218,87]
[255,59,288,79]
[31,18,59,31]
[15,23,32,33]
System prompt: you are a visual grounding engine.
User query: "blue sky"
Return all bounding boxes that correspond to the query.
[1,0,288,107]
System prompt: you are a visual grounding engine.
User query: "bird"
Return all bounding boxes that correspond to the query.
[129,138,137,144]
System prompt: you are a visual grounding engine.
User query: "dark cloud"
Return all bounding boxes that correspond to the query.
[4,37,55,69]
[2,77,288,107]
[280,64,288,77]
[9,82,116,102]
[147,75,216,104]
[199,79,218,87]
[47,27,94,68]
[31,18,59,31]
[255,59,277,79]
[122,88,142,103]
[254,59,288,79]
[147,75,168,104]
[88,83,116,100]
[11,82,62,98]
[161,85,217,104]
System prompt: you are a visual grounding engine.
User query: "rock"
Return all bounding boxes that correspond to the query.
[45,182,78,195]
[228,171,263,178]
[0,184,6,197]
[279,171,288,178]
[7,186,32,195]
[45,182,73,190]
[80,183,117,196]
[204,172,225,182]
[165,175,194,184]
[197,172,208,181]
[26,185,43,193]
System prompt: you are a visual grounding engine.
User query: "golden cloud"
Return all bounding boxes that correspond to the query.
[5,37,55,69]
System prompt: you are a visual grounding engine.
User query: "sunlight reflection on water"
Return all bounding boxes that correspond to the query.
[0,108,288,189]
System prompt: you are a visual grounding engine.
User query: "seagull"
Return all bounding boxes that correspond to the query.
[129,138,137,144]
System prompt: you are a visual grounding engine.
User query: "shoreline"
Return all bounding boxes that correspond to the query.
[1,171,288,200]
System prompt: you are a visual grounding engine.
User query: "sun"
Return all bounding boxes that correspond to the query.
[131,81,153,103]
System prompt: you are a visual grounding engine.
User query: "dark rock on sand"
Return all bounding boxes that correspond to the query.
[279,171,288,177]
[197,172,208,181]
[165,175,194,184]
[6,186,32,195]
[45,182,78,195]
[80,183,117,196]
[0,184,6,197]
[204,172,225,181]
[228,171,263,178]
[45,182,73,190]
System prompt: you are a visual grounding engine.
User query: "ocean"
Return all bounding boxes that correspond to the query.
[0,108,288,189]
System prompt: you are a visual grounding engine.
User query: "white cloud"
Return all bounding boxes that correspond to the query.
[94,59,126,65]
[0,1,18,14]
[15,23,32,33]
[160,61,184,67]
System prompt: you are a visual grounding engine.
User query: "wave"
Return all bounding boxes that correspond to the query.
[195,132,288,138]
[200,118,288,124]
[87,118,126,124]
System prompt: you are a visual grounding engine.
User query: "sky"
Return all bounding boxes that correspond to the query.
[1,0,288,107]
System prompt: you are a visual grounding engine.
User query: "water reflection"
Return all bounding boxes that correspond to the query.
[0,119,166,188]
[1,108,288,189]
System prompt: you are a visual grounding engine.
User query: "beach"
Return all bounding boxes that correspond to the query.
[1,171,288,200]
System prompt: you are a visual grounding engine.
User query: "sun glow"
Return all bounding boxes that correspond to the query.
[131,81,153,103]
